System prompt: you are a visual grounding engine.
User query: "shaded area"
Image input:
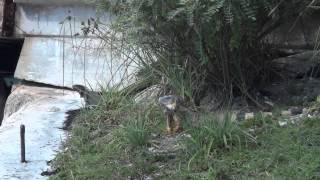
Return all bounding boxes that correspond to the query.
[62,109,80,131]
[0,38,24,125]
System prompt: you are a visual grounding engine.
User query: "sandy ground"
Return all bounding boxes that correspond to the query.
[0,85,84,180]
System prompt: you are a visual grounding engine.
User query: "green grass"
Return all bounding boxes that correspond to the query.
[175,116,320,179]
[51,93,320,179]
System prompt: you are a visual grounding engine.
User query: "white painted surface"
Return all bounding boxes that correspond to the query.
[14,0,91,5]
[13,3,135,90]
[14,3,105,36]
[0,85,84,179]
[15,37,136,90]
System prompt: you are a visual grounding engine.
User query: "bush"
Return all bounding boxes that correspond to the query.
[85,0,317,105]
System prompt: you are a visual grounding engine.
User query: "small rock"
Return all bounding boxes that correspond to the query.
[148,147,156,152]
[262,112,273,117]
[281,110,291,116]
[289,107,303,115]
[264,101,274,107]
[278,121,288,127]
[245,112,254,120]
[290,114,303,123]
[151,133,158,138]
[181,133,191,138]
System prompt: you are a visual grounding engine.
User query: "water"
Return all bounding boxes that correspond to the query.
[0,85,84,179]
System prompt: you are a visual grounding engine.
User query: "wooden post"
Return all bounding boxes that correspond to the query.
[20,124,26,163]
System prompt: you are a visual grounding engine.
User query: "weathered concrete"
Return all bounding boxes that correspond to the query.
[14,3,102,36]
[14,0,91,5]
[14,37,136,91]
[12,2,135,90]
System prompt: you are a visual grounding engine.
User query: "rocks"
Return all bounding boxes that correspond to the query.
[134,85,161,104]
[277,106,307,127]
[289,107,303,115]
[273,51,320,79]
[281,107,303,117]
[281,110,291,116]
[147,133,187,157]
[278,121,288,127]
[244,112,273,120]
[262,79,320,105]
[262,112,273,117]
[245,112,255,120]
[267,13,320,50]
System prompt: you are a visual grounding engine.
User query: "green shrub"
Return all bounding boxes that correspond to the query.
[87,0,316,104]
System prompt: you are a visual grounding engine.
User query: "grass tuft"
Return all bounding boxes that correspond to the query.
[116,116,151,149]
[183,112,256,171]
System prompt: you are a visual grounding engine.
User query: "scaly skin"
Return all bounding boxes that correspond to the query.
[165,113,183,134]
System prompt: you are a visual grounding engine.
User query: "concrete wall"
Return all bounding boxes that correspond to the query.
[14,3,104,36]
[14,0,92,5]
[13,2,135,90]
[15,37,135,90]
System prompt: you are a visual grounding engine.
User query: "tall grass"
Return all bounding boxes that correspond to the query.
[115,116,150,148]
[183,112,256,170]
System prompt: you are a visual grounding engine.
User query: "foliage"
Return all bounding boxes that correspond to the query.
[51,89,163,179]
[182,112,256,170]
[51,1,320,179]
[86,0,317,105]
[51,103,320,179]
[116,116,151,148]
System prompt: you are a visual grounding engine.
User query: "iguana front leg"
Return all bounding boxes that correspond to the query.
[166,112,174,133]
[173,114,183,132]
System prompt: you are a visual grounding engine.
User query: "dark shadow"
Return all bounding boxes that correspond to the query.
[0,38,24,125]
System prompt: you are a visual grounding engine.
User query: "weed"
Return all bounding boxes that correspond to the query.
[183,112,256,171]
[116,117,151,149]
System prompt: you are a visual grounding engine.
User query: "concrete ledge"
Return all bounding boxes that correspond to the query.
[14,37,136,91]
[13,0,94,5]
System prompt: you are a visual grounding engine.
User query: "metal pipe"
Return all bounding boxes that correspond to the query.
[20,124,26,163]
